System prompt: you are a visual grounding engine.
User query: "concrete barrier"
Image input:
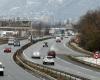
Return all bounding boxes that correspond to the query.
[13,37,90,80]
[68,42,92,55]
[68,42,100,69]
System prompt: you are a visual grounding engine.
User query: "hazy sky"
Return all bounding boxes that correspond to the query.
[0,0,100,21]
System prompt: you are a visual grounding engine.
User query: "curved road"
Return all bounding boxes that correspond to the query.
[0,40,43,80]
[23,37,100,80]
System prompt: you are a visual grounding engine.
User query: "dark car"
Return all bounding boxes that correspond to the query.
[43,42,48,47]
[61,36,63,40]
[14,40,20,46]
[4,48,11,53]
[48,51,56,58]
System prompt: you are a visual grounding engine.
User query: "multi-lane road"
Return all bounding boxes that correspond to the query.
[23,37,100,80]
[0,37,100,80]
[0,40,44,80]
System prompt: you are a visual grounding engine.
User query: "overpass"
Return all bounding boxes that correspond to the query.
[0,26,41,37]
[0,26,31,31]
[0,26,31,37]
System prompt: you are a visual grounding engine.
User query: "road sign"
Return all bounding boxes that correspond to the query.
[93,53,99,59]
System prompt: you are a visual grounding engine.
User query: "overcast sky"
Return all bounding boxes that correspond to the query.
[0,0,100,21]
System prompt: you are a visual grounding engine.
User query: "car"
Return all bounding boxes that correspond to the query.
[61,36,63,40]
[8,39,14,45]
[56,39,61,43]
[43,56,54,65]
[48,51,56,58]
[14,40,20,46]
[43,42,48,47]
[0,62,4,76]
[32,51,40,59]
[65,35,68,38]
[67,30,75,36]
[8,37,15,45]
[56,37,61,43]
[4,48,11,53]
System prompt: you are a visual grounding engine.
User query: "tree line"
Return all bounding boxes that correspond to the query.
[75,9,100,52]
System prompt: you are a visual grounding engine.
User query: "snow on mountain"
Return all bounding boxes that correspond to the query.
[0,0,100,21]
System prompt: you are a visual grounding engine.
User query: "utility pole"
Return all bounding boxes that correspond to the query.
[30,20,33,43]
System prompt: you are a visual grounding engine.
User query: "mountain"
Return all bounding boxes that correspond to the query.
[0,0,100,21]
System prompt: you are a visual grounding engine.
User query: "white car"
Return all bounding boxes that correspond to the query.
[43,56,54,65]
[0,62,4,76]
[32,51,40,59]
[56,36,61,40]
[8,39,14,45]
[56,37,61,43]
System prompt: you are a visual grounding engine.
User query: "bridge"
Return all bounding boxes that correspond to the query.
[0,26,31,31]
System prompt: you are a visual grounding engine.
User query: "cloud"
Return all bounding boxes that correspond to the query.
[26,0,41,6]
[48,0,64,4]
[9,7,20,11]
[58,0,64,3]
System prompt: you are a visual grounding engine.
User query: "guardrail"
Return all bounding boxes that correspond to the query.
[13,37,90,80]
[68,41,92,56]
[69,56,100,70]
[0,38,8,44]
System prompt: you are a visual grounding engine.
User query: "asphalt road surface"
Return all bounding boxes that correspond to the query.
[0,40,44,80]
[23,37,100,80]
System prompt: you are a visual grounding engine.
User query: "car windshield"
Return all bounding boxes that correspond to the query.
[35,52,39,54]
[6,48,10,49]
[50,51,55,53]
[15,41,19,42]
[47,56,52,59]
[95,51,100,54]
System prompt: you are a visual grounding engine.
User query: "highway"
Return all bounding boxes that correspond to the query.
[0,40,43,80]
[23,37,100,80]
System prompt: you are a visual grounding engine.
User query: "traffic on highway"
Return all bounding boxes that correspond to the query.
[0,1,100,79]
[22,36,100,80]
[0,29,99,80]
[0,38,46,80]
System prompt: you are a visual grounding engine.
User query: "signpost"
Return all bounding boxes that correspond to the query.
[93,51,100,64]
[93,53,99,59]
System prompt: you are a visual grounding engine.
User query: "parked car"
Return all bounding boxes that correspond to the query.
[43,42,48,47]
[48,51,56,58]
[43,56,54,65]
[0,62,4,76]
[14,40,20,46]
[32,51,40,59]
[4,48,11,53]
